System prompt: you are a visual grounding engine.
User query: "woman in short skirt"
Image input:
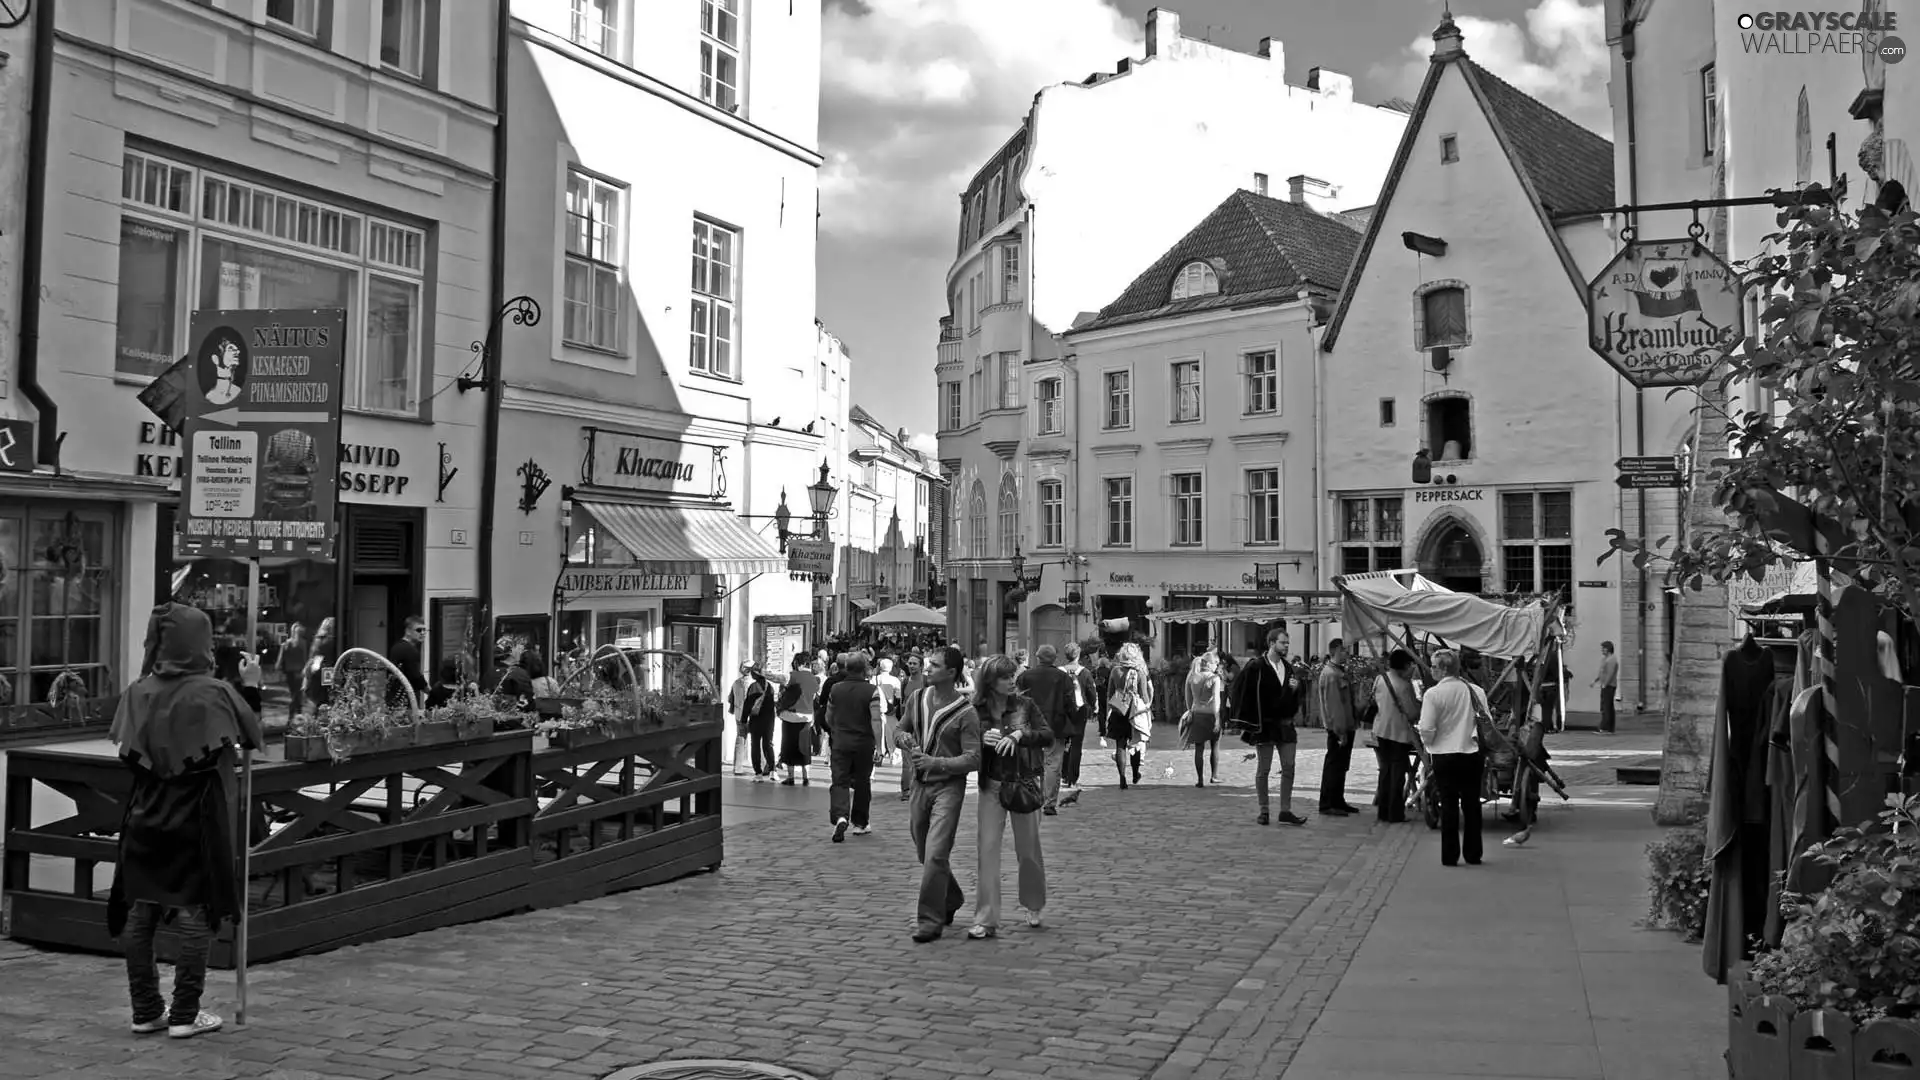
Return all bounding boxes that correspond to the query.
[1104,643,1154,789]
[1182,652,1224,787]
[778,656,820,785]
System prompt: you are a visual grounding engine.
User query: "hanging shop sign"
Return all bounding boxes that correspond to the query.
[338,442,410,497]
[584,429,724,498]
[0,418,35,473]
[135,422,186,479]
[1587,238,1743,387]
[558,568,702,599]
[787,538,834,579]
[175,308,346,561]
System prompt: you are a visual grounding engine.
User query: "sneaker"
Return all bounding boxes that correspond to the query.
[832,818,849,843]
[851,825,872,836]
[131,1017,168,1035]
[1276,811,1308,826]
[966,924,996,940]
[1025,910,1044,929]
[168,1012,223,1039]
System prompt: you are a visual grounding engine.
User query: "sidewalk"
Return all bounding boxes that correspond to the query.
[1278,785,1725,1080]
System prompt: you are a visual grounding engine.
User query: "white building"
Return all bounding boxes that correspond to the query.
[935,6,1406,654]
[1320,16,1690,716]
[496,0,826,692]
[1054,189,1361,657]
[0,0,498,726]
[807,321,854,640]
[840,406,941,632]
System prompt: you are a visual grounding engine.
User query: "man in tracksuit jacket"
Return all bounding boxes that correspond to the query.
[895,645,982,942]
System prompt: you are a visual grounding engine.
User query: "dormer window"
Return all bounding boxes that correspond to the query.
[1170,261,1220,301]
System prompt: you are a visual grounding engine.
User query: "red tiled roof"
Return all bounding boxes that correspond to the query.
[1464,61,1615,217]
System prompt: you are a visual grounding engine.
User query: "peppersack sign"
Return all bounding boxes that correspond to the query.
[1587,238,1744,387]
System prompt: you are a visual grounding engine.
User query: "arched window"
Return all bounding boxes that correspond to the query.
[998,475,1018,556]
[1169,261,1220,301]
[969,481,988,558]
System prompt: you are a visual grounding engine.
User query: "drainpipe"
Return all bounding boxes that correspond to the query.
[1307,289,1325,592]
[1623,17,1651,711]
[1023,202,1036,649]
[17,0,60,468]
[476,2,511,684]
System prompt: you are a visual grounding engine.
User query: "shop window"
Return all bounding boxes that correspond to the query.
[1337,496,1403,574]
[0,507,115,706]
[1502,490,1574,602]
[429,597,480,685]
[1426,396,1472,460]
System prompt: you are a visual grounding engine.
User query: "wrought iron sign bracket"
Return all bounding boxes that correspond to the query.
[437,442,457,503]
[458,295,542,394]
[516,458,552,514]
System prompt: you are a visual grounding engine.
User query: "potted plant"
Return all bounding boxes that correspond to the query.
[282,648,420,762]
[536,682,642,749]
[416,694,505,746]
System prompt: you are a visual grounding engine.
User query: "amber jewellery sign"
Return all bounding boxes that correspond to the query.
[1587,238,1744,387]
[585,429,721,497]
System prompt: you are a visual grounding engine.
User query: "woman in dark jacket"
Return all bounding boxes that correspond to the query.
[108,604,266,1040]
[969,653,1053,940]
[301,617,338,715]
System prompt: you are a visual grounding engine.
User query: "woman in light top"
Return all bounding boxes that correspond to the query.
[1415,649,1490,866]
[1105,643,1154,788]
[1182,653,1224,788]
[1369,648,1423,823]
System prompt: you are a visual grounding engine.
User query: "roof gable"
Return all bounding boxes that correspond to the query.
[1320,51,1615,350]
[1070,190,1363,334]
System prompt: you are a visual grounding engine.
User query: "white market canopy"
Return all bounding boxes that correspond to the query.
[862,602,946,627]
[1337,569,1548,659]
[1147,594,1343,627]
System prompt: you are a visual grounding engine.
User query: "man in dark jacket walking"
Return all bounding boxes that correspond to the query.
[825,653,884,842]
[1016,644,1074,814]
[1058,642,1096,803]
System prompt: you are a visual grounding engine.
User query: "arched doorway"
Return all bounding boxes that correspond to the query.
[1031,604,1070,652]
[1421,522,1484,593]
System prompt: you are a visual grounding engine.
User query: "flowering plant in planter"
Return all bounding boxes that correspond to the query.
[1749,794,1920,1024]
[535,682,641,738]
[1643,828,1711,941]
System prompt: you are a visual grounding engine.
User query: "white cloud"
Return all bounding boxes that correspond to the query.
[819,0,1144,251]
[1372,0,1611,134]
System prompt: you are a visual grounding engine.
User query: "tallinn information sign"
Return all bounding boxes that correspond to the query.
[176,308,347,562]
[1587,238,1744,387]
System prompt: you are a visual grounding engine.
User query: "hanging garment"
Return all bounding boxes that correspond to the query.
[1703,643,1777,984]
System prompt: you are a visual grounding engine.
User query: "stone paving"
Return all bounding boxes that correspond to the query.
[0,766,1419,1080]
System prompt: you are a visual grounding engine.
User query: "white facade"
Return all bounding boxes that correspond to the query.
[935,6,1405,654]
[498,0,825,693]
[3,0,497,719]
[843,406,939,628]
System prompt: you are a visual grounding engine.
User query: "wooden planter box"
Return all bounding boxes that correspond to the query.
[546,718,642,750]
[658,701,721,730]
[413,716,496,747]
[1729,978,1920,1079]
[284,727,421,761]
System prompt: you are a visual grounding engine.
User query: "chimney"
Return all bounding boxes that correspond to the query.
[1117,58,1131,75]
[1145,8,1180,58]
[1431,12,1465,60]
[1257,36,1274,58]
[1288,175,1308,205]
[1306,67,1352,100]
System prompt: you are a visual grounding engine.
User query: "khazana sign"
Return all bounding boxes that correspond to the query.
[586,429,721,497]
[558,569,701,598]
[1587,238,1744,387]
[176,309,346,561]
[786,538,834,579]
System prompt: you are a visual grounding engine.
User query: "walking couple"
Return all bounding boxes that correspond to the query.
[894,649,1053,943]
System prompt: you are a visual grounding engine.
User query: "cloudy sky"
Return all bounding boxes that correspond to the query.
[818,0,1613,435]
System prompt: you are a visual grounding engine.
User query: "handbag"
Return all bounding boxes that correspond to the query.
[1471,689,1512,756]
[997,773,1045,814]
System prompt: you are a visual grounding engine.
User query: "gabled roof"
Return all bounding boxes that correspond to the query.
[1068,190,1365,335]
[1320,44,1615,351]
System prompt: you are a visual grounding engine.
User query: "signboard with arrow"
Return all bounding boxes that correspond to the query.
[176,308,346,561]
[1615,455,1686,488]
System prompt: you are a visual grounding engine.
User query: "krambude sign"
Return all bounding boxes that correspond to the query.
[1586,238,1744,387]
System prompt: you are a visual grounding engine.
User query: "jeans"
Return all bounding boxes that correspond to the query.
[910,778,967,932]
[975,780,1046,927]
[1373,737,1414,822]
[749,730,776,775]
[1042,742,1065,809]
[1062,725,1085,786]
[124,901,213,1026]
[1433,751,1485,865]
[829,739,876,827]
[284,674,304,721]
[1254,740,1297,812]
[1599,686,1617,733]
[1319,730,1354,810]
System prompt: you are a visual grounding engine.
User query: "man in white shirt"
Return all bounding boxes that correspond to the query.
[725,662,753,776]
[876,658,904,766]
[1591,641,1620,735]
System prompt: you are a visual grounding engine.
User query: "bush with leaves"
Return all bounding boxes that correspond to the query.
[1750,794,1920,1022]
[1645,828,1712,941]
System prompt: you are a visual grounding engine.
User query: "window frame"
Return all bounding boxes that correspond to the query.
[1035,376,1062,435]
[1379,397,1396,427]
[968,481,988,559]
[1103,475,1135,548]
[1337,495,1404,574]
[1242,348,1279,416]
[1169,261,1220,301]
[1414,280,1471,349]
[378,0,431,81]
[266,0,323,38]
[0,504,120,708]
[1246,467,1282,546]
[700,0,744,114]
[1171,471,1204,547]
[942,381,962,432]
[1500,489,1575,600]
[1038,478,1064,548]
[562,168,626,356]
[689,215,741,381]
[1170,358,1203,424]
[1701,63,1718,157]
[570,0,620,59]
[997,475,1018,557]
[1102,368,1133,431]
[1001,243,1022,304]
[1424,393,1473,461]
[1439,133,1459,163]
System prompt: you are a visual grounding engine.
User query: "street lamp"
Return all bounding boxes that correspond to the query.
[772,490,793,553]
[806,460,839,536]
[1009,540,1026,582]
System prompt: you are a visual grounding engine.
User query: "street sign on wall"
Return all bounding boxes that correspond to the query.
[1615,454,1687,488]
[1587,238,1744,387]
[176,308,346,561]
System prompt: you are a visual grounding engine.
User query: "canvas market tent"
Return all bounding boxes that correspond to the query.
[1338,569,1549,659]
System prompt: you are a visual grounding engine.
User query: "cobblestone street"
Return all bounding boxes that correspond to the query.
[0,769,1419,1080]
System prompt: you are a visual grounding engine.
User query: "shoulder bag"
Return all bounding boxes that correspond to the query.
[1469,685,1512,756]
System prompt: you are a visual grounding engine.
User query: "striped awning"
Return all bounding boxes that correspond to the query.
[1149,601,1343,626]
[850,597,877,612]
[574,499,785,575]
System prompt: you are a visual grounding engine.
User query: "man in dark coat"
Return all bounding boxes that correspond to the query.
[825,653,883,842]
[1232,623,1309,826]
[108,604,265,1039]
[1016,644,1074,814]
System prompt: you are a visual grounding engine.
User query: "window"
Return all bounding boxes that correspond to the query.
[571,0,618,57]
[997,476,1018,557]
[266,0,320,36]
[1036,377,1061,434]
[1171,360,1201,423]
[1501,491,1574,600]
[116,152,427,413]
[0,508,117,707]
[942,382,962,431]
[1440,134,1459,163]
[379,0,426,78]
[1253,172,1269,196]
[1173,473,1203,546]
[1418,286,1468,348]
[1247,468,1281,545]
[1338,497,1403,575]
[700,0,742,113]
[1002,244,1022,304]
[1038,479,1063,547]
[1105,478,1134,546]
[1379,398,1396,426]
[1170,261,1219,301]
[987,175,1003,225]
[967,277,977,329]
[1702,64,1718,157]
[1103,370,1132,429]
[690,218,738,379]
[998,352,1021,410]
[1426,397,1472,459]
[564,170,623,353]
[969,482,988,558]
[1243,349,1278,415]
